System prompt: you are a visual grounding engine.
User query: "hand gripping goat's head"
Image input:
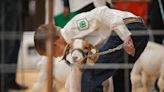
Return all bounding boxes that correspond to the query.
[70,39,98,65]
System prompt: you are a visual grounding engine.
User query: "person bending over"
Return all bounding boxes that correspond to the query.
[34,6,148,92]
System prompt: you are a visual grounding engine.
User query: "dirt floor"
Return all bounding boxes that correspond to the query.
[10,70,66,92]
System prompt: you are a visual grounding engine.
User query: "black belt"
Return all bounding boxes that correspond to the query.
[123,17,143,24]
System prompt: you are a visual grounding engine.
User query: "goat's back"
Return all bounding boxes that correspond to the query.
[138,41,164,76]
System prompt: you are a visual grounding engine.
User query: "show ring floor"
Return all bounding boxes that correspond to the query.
[9,70,66,92]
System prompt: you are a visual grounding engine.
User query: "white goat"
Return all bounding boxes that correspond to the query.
[64,39,114,92]
[131,41,164,92]
[32,56,72,92]
[33,39,114,92]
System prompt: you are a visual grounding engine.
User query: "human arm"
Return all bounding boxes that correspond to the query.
[61,6,135,55]
[94,6,135,56]
[123,36,135,56]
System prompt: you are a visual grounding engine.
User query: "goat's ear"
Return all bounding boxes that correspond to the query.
[60,44,71,61]
[86,52,99,66]
[86,46,99,65]
[86,58,95,66]
[82,39,91,50]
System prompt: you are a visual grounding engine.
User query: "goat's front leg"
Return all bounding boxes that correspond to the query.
[102,77,114,92]
[142,72,156,92]
[131,60,145,92]
[158,66,164,92]
[33,61,47,92]
[65,65,82,92]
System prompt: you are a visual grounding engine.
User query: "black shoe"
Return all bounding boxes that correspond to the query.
[8,83,28,90]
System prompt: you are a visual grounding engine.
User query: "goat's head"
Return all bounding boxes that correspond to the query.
[62,39,98,66]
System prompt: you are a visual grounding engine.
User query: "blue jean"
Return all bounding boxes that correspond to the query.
[81,22,149,92]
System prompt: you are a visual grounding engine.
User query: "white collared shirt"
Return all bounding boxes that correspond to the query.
[61,6,137,47]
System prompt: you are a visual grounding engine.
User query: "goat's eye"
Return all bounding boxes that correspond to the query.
[84,47,88,51]
[84,47,87,49]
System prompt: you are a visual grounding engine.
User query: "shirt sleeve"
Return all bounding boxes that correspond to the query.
[61,6,132,44]
[62,11,100,43]
[95,6,132,41]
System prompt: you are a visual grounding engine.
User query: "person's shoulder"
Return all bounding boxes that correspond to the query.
[60,28,72,43]
[72,12,87,20]
[95,6,109,10]
[91,6,110,12]
[89,6,113,15]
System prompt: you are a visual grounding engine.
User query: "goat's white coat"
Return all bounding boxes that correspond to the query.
[33,39,114,92]
[66,39,114,92]
[73,39,83,49]
[33,56,114,92]
[131,41,164,92]
[33,56,71,92]
[71,39,85,63]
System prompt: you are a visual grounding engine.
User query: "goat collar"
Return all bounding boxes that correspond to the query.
[71,48,88,58]
[67,48,88,67]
